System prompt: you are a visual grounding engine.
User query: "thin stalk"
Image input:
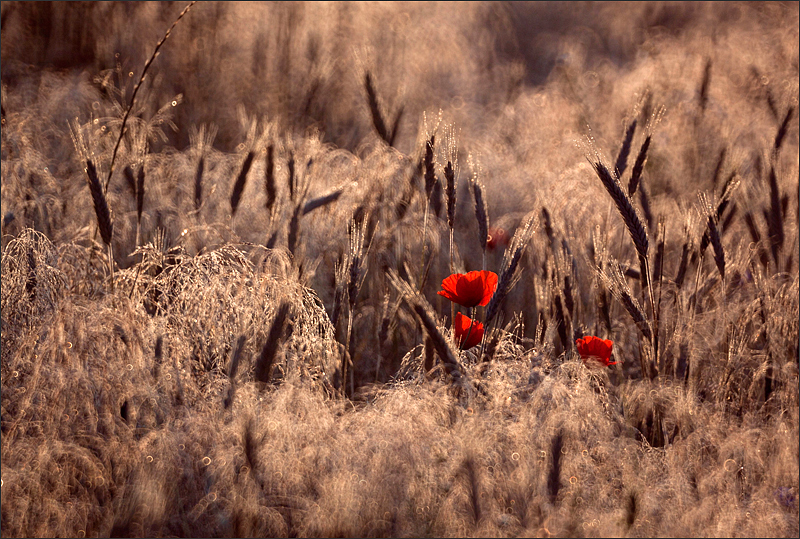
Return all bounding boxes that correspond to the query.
[105,1,197,192]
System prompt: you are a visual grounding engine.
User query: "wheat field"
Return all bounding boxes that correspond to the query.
[1,2,798,537]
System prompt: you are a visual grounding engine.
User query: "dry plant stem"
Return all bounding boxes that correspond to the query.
[419,136,435,290]
[104,1,196,192]
[107,243,115,291]
[686,252,705,390]
[445,161,456,321]
[641,254,658,375]
[342,307,354,398]
[655,221,666,374]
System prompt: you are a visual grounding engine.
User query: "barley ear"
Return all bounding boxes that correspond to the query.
[615,118,637,180]
[365,71,390,144]
[264,144,275,213]
[592,161,648,260]
[471,176,489,254]
[628,135,650,197]
[194,155,204,212]
[231,151,255,217]
[85,159,113,246]
[445,161,456,230]
[387,270,466,388]
[255,302,291,385]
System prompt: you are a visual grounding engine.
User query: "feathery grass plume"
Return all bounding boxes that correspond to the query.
[615,118,637,180]
[387,269,465,387]
[264,144,275,213]
[628,135,650,197]
[698,58,712,113]
[105,1,196,192]
[194,155,204,211]
[364,71,390,144]
[774,106,794,153]
[766,165,784,268]
[485,214,537,325]
[255,302,290,385]
[230,151,255,217]
[84,160,113,246]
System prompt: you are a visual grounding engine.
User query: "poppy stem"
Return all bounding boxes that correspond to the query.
[460,307,476,351]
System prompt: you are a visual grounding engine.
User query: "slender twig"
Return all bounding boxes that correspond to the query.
[104,1,197,193]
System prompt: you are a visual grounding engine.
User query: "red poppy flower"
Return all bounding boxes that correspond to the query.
[437,270,498,307]
[576,336,616,366]
[487,227,510,250]
[455,312,484,349]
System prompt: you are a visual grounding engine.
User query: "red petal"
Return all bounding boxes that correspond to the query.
[455,312,484,349]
